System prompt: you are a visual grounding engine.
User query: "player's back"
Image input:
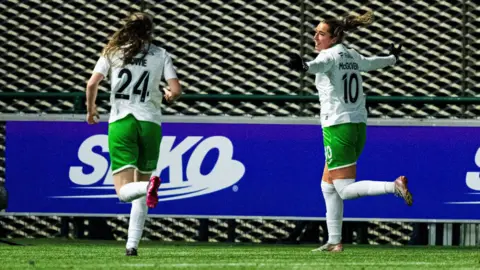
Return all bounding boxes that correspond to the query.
[315,44,367,127]
[108,44,168,126]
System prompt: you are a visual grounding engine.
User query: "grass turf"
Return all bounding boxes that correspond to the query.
[0,239,479,269]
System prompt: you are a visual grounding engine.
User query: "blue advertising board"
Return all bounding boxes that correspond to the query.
[4,119,480,221]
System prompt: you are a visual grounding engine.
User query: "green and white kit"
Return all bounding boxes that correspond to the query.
[93,44,177,174]
[306,44,396,169]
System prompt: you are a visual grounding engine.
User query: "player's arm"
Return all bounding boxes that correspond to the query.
[353,44,401,71]
[85,56,109,124]
[163,53,182,103]
[86,73,103,111]
[287,52,334,74]
[306,53,334,74]
[165,79,181,102]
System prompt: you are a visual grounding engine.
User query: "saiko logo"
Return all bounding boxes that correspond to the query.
[466,147,480,191]
[57,135,246,201]
[446,146,480,204]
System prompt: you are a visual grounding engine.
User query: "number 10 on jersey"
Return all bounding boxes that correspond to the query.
[342,73,359,104]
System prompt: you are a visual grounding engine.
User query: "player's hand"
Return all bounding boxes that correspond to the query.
[163,87,178,104]
[287,53,309,72]
[86,107,99,124]
[163,88,173,103]
[389,43,402,61]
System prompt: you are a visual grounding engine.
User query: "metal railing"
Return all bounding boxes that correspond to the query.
[1,92,479,113]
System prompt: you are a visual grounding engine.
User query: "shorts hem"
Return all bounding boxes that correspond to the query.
[137,169,155,175]
[112,165,138,175]
[328,162,357,171]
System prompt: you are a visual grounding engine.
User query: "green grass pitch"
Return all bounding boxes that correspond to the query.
[1,239,479,269]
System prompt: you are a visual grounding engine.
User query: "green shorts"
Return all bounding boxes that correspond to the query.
[322,123,366,171]
[108,114,162,174]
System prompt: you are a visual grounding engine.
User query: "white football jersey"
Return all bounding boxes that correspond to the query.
[306,44,396,127]
[93,44,177,126]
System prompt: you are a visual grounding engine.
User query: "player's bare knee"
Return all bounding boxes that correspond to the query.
[135,170,152,182]
[113,168,135,195]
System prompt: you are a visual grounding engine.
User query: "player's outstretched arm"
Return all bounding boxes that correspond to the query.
[288,52,334,74]
[287,53,309,72]
[355,43,401,72]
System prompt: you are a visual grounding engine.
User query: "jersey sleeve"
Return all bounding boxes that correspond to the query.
[163,53,178,80]
[349,49,396,72]
[93,55,110,77]
[306,52,334,74]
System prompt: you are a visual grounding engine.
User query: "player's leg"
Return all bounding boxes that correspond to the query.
[124,121,162,256]
[313,163,344,252]
[313,124,360,252]
[137,121,162,208]
[125,171,150,256]
[328,123,412,205]
[109,114,149,202]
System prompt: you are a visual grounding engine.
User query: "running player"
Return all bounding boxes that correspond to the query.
[287,10,412,252]
[85,12,182,256]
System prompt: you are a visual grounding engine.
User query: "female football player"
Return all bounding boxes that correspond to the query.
[288,10,411,252]
[86,12,182,256]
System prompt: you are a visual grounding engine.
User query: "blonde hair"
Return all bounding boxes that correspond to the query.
[323,10,374,44]
[102,12,154,66]
[344,10,374,31]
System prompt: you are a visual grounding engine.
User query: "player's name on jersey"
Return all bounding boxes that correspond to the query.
[339,62,358,70]
[130,57,148,67]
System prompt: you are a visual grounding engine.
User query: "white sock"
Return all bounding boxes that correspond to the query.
[321,182,343,244]
[333,179,395,200]
[126,196,148,249]
[118,182,149,202]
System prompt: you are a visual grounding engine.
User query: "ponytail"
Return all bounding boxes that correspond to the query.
[343,10,374,32]
[323,10,374,44]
